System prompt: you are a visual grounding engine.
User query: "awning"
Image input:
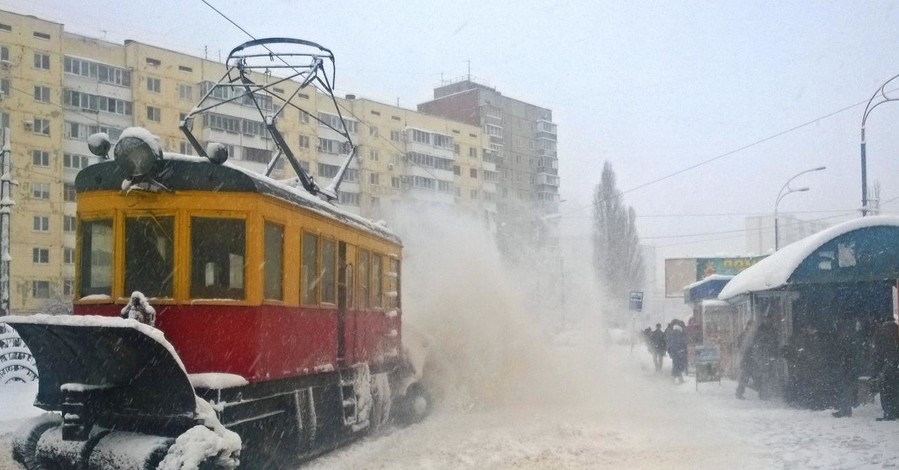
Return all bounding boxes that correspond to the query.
[684,274,734,304]
[719,216,899,300]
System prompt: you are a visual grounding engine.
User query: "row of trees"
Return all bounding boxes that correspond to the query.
[593,161,644,323]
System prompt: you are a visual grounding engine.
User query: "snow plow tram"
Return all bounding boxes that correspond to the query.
[6,38,429,469]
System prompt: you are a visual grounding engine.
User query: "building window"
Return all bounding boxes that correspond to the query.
[454,165,461,176]
[33,118,51,136]
[146,106,161,122]
[179,84,193,101]
[64,215,76,232]
[33,86,51,103]
[244,147,272,164]
[190,217,245,299]
[32,183,50,200]
[32,248,49,264]
[370,173,379,185]
[147,77,161,93]
[32,150,50,167]
[178,65,193,73]
[338,192,359,206]
[471,189,479,200]
[0,24,10,32]
[391,176,400,189]
[318,163,339,178]
[0,78,8,96]
[64,153,90,170]
[64,90,133,115]
[317,138,340,154]
[63,247,74,265]
[64,183,76,202]
[369,126,379,137]
[390,130,402,142]
[63,279,74,297]
[299,110,310,124]
[299,135,310,149]
[32,281,51,299]
[33,216,49,232]
[34,53,50,70]
[126,216,174,298]
[369,149,379,161]
[146,57,161,67]
[470,168,478,178]
[469,147,477,158]
[179,141,193,155]
[64,57,131,86]
[264,222,284,301]
[33,32,51,40]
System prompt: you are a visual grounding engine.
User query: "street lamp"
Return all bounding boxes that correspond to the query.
[860,73,899,216]
[774,166,825,250]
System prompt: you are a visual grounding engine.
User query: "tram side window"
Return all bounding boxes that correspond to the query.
[345,253,354,309]
[79,219,113,297]
[190,217,245,299]
[371,253,383,309]
[125,216,174,298]
[301,233,318,305]
[388,258,400,310]
[264,222,284,301]
[358,250,369,309]
[321,238,336,305]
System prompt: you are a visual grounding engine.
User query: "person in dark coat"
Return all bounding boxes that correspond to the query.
[752,315,781,400]
[736,319,755,399]
[667,323,688,384]
[650,324,666,372]
[873,318,899,421]
[832,320,862,417]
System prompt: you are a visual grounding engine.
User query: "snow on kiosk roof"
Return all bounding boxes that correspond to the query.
[719,216,899,300]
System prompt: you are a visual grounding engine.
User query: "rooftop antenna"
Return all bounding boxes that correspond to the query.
[179,38,356,203]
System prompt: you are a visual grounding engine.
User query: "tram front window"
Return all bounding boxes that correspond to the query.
[191,217,246,299]
[79,219,113,297]
[125,216,174,298]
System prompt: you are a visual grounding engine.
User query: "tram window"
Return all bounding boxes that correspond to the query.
[321,238,336,305]
[263,222,284,301]
[190,217,245,299]
[371,253,383,309]
[358,250,369,309]
[125,216,173,298]
[301,232,318,305]
[79,219,113,297]
[388,258,400,310]
[345,262,354,309]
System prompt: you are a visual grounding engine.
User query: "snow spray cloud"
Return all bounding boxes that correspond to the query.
[390,204,607,412]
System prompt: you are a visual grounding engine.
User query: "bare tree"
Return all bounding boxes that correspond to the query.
[593,161,645,323]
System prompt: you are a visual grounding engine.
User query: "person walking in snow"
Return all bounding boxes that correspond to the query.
[667,323,688,384]
[872,318,899,421]
[650,324,666,372]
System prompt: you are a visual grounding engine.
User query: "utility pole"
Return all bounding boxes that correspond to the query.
[0,127,12,316]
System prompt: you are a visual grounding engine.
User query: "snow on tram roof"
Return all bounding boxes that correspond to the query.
[155,151,402,245]
[718,215,899,300]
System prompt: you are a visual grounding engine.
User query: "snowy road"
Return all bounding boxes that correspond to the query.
[1,337,897,469]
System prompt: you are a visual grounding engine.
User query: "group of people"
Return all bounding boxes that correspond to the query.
[735,314,899,422]
[643,320,689,384]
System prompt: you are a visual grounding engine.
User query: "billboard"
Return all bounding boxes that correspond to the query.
[665,256,766,297]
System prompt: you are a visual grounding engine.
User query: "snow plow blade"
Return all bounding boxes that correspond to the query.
[2,315,196,436]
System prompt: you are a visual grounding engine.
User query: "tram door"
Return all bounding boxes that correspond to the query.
[337,242,348,367]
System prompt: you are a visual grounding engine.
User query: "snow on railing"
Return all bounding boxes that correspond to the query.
[0,322,38,384]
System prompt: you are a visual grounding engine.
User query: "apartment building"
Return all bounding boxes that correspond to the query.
[0,9,495,314]
[417,79,560,257]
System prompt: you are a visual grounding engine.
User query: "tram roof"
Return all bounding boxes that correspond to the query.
[719,216,899,300]
[75,154,402,245]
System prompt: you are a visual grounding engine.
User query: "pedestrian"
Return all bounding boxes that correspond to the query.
[872,318,899,421]
[650,324,666,372]
[736,319,755,399]
[832,319,861,418]
[667,323,688,384]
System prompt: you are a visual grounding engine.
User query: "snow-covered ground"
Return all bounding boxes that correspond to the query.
[1,331,896,469]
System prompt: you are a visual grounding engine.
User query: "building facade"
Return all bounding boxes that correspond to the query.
[417,79,560,259]
[0,9,497,313]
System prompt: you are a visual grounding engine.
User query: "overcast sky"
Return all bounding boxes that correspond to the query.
[6,0,899,264]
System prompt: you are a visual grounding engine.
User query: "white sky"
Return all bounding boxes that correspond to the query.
[6,0,899,262]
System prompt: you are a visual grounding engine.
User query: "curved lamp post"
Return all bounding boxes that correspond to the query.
[861,73,899,216]
[775,166,826,250]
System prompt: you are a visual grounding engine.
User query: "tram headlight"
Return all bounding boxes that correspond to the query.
[113,128,164,179]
